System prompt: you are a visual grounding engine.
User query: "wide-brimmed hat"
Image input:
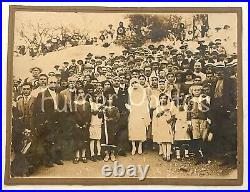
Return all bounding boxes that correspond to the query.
[186,50,193,54]
[148,44,155,50]
[215,63,226,71]
[185,69,194,76]
[29,66,42,73]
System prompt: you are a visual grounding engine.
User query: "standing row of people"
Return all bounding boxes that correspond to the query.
[11,38,237,177]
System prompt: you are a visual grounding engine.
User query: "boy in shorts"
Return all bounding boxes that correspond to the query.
[187,84,210,164]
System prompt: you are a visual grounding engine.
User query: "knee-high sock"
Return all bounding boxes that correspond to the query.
[81,148,86,158]
[132,141,136,151]
[167,143,171,157]
[104,150,110,158]
[194,139,203,158]
[162,143,167,157]
[198,139,204,157]
[96,140,101,155]
[90,140,95,156]
[75,150,80,158]
[159,143,163,154]
[138,141,142,152]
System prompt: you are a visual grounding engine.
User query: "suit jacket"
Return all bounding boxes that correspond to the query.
[74,101,91,126]
[113,87,129,113]
[60,68,69,79]
[211,77,236,112]
[182,58,196,70]
[16,96,35,117]
[202,79,217,97]
[34,89,65,123]
[173,60,184,68]
[16,95,36,130]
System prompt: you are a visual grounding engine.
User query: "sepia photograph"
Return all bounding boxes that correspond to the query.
[4,5,244,186]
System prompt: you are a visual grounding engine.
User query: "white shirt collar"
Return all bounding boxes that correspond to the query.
[120,84,126,89]
[23,95,31,101]
[114,87,119,93]
[48,89,58,109]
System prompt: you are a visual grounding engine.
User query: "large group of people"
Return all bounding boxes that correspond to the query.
[11,26,238,177]
[15,19,215,58]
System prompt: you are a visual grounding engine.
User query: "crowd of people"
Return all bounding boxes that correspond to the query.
[11,29,238,177]
[15,20,215,58]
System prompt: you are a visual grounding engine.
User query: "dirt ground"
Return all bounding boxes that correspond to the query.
[13,27,237,180]
[31,151,237,179]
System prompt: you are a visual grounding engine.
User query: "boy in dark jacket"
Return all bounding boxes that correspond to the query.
[187,84,210,164]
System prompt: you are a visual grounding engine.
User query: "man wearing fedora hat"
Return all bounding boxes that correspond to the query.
[28,66,42,87]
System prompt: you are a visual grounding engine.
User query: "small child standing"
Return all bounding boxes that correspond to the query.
[171,89,191,160]
[89,95,104,162]
[102,94,120,162]
[187,84,210,164]
[152,93,174,161]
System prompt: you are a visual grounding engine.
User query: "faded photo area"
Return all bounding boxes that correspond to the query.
[10,10,238,180]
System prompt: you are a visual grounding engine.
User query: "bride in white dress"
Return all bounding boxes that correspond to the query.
[126,78,151,155]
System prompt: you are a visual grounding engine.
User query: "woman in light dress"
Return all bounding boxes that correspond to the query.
[171,89,191,160]
[152,93,174,161]
[127,78,151,155]
[89,95,104,162]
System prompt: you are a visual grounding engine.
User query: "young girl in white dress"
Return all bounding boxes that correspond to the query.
[127,78,151,155]
[89,95,104,162]
[171,89,191,160]
[152,93,174,161]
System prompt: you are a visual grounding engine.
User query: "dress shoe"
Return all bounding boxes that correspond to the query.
[73,157,80,164]
[81,157,87,163]
[162,156,167,161]
[96,155,102,161]
[90,155,97,162]
[55,160,64,165]
[167,156,171,162]
[110,154,116,162]
[104,154,110,162]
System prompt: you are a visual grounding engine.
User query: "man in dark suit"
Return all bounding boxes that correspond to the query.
[60,76,79,159]
[16,83,36,132]
[11,82,36,176]
[61,61,70,79]
[112,74,129,156]
[34,76,65,167]
[173,53,184,68]
[210,66,237,165]
[182,50,196,70]
[202,71,217,97]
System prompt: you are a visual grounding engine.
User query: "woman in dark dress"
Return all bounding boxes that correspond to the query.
[102,94,120,162]
[72,87,91,164]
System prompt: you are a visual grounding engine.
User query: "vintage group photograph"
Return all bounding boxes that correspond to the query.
[4,6,243,185]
